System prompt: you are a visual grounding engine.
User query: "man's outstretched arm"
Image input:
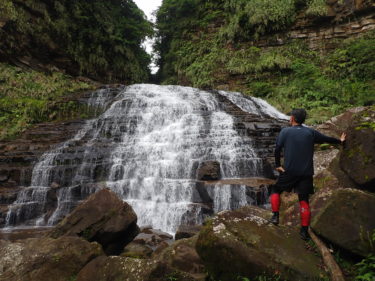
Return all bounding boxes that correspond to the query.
[314,130,346,144]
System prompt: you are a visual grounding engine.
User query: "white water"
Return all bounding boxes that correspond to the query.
[218,90,288,120]
[5,84,283,233]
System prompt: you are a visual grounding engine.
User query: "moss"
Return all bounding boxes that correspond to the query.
[80,227,93,240]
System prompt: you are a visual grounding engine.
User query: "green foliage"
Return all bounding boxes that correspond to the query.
[305,0,328,17]
[0,0,17,21]
[68,275,77,281]
[226,47,291,75]
[355,231,375,281]
[1,0,152,83]
[221,0,297,40]
[0,63,94,140]
[355,255,375,281]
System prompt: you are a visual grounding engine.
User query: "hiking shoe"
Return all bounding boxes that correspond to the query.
[270,212,279,225]
[300,226,311,241]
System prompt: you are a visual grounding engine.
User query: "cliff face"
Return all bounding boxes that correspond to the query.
[155,0,375,123]
[0,0,152,83]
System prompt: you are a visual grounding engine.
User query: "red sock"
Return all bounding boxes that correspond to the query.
[270,193,280,212]
[299,200,311,226]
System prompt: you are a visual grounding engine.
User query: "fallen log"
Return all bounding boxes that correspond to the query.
[309,228,346,281]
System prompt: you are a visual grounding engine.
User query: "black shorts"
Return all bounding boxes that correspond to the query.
[272,172,314,195]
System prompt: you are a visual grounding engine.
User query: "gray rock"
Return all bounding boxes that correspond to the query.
[312,188,375,257]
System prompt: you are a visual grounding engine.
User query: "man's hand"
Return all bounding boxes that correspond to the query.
[340,132,346,143]
[276,166,285,173]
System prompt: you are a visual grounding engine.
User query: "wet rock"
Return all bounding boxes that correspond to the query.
[132,229,173,247]
[48,188,139,255]
[0,227,50,241]
[196,206,326,281]
[0,236,103,281]
[196,161,221,181]
[175,225,203,240]
[121,242,153,258]
[121,227,173,258]
[311,188,375,257]
[141,227,174,240]
[0,120,86,189]
[195,178,274,207]
[339,107,375,191]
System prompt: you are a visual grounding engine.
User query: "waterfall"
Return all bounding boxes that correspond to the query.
[5,84,283,233]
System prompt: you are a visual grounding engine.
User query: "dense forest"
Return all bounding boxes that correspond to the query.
[0,0,152,139]
[154,0,375,123]
[0,0,152,83]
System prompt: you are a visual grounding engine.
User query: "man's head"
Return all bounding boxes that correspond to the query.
[290,108,307,125]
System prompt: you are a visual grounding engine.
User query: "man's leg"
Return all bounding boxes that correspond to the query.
[270,186,281,225]
[298,193,311,240]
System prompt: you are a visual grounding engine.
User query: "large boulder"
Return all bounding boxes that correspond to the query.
[76,256,196,281]
[311,188,375,257]
[317,106,367,137]
[48,188,139,254]
[0,236,103,281]
[196,161,221,181]
[339,107,375,191]
[196,206,327,281]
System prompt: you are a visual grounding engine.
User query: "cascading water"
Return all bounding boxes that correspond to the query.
[5,84,284,233]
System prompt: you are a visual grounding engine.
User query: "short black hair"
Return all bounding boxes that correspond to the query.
[291,108,307,124]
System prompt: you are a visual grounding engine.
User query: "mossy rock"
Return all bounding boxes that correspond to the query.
[311,188,375,257]
[196,206,327,281]
[76,256,196,281]
[0,236,103,281]
[340,107,375,191]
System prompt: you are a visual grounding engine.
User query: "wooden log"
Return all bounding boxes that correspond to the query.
[309,228,346,281]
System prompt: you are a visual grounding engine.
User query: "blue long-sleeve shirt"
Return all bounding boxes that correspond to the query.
[275,125,341,176]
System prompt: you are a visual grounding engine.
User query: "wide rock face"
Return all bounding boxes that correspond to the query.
[339,107,375,191]
[311,188,375,257]
[0,236,103,281]
[76,256,196,281]
[48,188,139,255]
[196,206,326,281]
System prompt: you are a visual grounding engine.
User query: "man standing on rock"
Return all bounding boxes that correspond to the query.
[270,108,346,240]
